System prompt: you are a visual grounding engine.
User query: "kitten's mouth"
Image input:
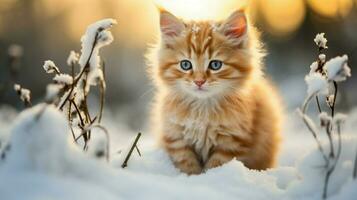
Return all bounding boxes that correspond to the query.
[195,86,207,92]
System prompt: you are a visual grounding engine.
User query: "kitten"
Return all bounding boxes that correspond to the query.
[147,8,283,175]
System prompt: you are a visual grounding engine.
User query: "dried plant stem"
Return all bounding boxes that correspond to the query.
[322,124,338,199]
[58,31,99,110]
[122,132,142,168]
[322,82,340,199]
[68,101,78,143]
[325,125,335,158]
[24,100,32,108]
[331,81,338,117]
[70,99,85,127]
[70,99,89,148]
[323,124,342,199]
[98,61,106,123]
[316,96,322,113]
[98,80,105,123]
[323,166,333,199]
[81,72,93,142]
[301,93,328,163]
[135,145,142,157]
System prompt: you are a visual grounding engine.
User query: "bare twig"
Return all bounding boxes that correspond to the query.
[301,93,329,163]
[135,145,142,157]
[321,81,340,198]
[70,99,85,127]
[325,124,335,158]
[68,101,77,143]
[122,132,142,168]
[322,121,339,199]
[322,124,342,199]
[98,61,106,123]
[323,165,333,199]
[331,81,338,117]
[70,99,89,148]
[316,96,322,113]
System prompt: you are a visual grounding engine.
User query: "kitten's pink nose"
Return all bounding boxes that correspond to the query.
[194,80,206,87]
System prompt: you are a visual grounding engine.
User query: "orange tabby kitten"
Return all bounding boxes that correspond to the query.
[147,9,283,175]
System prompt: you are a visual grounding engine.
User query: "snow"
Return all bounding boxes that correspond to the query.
[45,84,62,102]
[309,61,318,75]
[53,74,73,85]
[1,29,355,199]
[67,50,79,66]
[2,104,70,172]
[319,54,326,63]
[43,60,60,74]
[1,104,357,200]
[304,72,328,95]
[324,55,351,82]
[86,67,105,93]
[326,94,335,107]
[78,18,116,69]
[87,131,109,161]
[314,33,328,49]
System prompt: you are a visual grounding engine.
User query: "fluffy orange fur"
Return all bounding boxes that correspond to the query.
[147,9,283,175]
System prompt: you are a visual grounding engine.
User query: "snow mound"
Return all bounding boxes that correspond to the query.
[2,104,70,172]
[0,105,357,200]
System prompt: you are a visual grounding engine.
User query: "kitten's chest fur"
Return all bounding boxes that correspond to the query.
[169,99,227,162]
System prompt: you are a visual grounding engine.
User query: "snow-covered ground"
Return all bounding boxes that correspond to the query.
[0,104,356,200]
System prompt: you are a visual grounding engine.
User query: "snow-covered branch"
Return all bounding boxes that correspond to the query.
[9,19,117,161]
[298,32,352,199]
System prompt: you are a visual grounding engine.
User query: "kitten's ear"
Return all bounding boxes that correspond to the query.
[159,9,185,39]
[221,9,247,41]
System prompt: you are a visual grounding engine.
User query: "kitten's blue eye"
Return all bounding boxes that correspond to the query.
[209,60,223,71]
[180,60,192,71]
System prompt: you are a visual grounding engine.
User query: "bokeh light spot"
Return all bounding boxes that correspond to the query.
[260,0,306,36]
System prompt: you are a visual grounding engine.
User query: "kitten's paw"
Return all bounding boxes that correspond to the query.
[204,158,223,171]
[204,155,233,171]
[175,159,202,175]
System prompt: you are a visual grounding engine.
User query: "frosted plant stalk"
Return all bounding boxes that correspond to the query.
[13,84,31,105]
[314,33,328,49]
[43,60,60,74]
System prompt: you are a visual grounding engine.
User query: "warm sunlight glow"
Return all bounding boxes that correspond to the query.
[154,0,246,20]
[65,0,105,41]
[63,0,156,45]
[260,0,305,36]
[308,0,353,18]
[0,0,16,12]
[34,0,356,43]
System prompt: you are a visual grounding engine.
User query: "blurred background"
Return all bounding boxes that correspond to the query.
[0,0,356,130]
